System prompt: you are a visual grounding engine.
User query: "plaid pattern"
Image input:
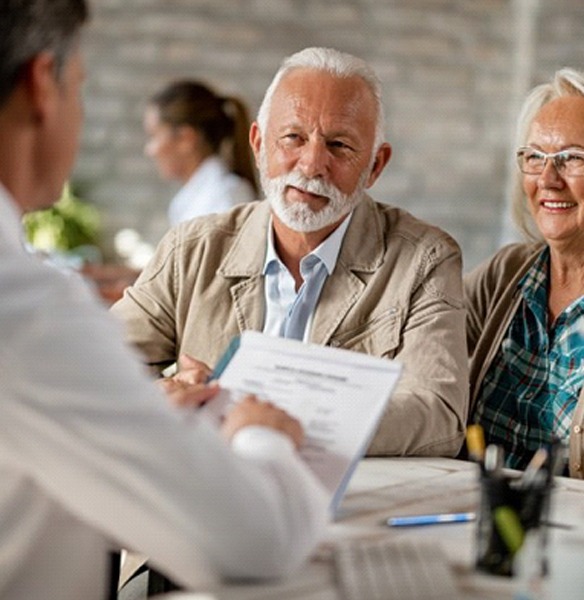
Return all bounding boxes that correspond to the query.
[474,248,584,470]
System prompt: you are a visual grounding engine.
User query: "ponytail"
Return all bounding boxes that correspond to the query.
[221,95,258,195]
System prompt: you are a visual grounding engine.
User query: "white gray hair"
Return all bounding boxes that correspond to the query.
[512,67,584,240]
[256,47,386,152]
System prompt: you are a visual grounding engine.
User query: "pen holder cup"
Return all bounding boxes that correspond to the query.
[475,472,551,577]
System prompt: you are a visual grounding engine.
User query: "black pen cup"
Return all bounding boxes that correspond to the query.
[475,471,551,577]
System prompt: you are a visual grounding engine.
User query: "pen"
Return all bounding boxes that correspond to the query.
[207,335,241,382]
[466,424,486,462]
[484,444,504,476]
[520,447,548,489]
[494,506,524,554]
[386,512,476,527]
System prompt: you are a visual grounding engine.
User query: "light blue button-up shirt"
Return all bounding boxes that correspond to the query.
[262,214,353,341]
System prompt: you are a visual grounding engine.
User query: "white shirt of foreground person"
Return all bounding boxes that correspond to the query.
[168,155,256,226]
[0,185,328,600]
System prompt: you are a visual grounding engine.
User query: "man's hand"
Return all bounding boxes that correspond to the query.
[157,378,219,408]
[222,395,304,449]
[172,354,213,385]
[157,353,215,408]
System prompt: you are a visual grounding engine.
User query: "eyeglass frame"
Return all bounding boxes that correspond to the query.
[515,146,584,177]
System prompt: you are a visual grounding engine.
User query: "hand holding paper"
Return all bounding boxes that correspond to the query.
[222,394,304,449]
[199,331,402,513]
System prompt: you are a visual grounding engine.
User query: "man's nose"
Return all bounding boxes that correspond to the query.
[297,139,329,179]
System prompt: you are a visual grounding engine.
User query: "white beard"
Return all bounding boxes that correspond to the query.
[259,148,368,233]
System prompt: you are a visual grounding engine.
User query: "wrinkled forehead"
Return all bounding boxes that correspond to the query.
[528,96,584,146]
[268,68,378,134]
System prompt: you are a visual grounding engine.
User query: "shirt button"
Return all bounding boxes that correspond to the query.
[574,425,582,434]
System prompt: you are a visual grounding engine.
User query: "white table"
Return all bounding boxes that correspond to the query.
[159,457,584,600]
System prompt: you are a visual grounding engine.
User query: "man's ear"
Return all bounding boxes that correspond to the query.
[249,121,262,168]
[365,143,392,188]
[22,51,59,123]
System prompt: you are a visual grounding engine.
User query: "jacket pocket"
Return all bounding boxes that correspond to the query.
[329,307,401,358]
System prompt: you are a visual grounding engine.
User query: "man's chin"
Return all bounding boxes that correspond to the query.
[272,203,348,233]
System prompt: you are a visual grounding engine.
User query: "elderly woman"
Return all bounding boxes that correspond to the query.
[466,68,584,477]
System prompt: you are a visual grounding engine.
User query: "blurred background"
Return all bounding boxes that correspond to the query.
[53,0,584,272]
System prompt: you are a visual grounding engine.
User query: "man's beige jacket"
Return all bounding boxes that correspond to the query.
[113,197,468,456]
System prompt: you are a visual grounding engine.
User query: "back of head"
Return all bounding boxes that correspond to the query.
[512,68,584,240]
[0,0,89,108]
[256,47,385,150]
[150,80,232,152]
[149,79,258,193]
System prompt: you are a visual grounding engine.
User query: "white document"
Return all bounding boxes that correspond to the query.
[200,331,402,513]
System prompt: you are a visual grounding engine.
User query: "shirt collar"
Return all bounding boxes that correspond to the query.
[181,155,227,193]
[0,182,27,253]
[262,211,353,276]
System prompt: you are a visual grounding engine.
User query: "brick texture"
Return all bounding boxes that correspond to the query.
[74,0,584,270]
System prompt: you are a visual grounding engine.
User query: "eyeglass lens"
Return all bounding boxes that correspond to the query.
[517,148,584,176]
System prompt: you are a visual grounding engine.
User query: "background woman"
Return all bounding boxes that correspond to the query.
[144,79,258,226]
[466,68,584,477]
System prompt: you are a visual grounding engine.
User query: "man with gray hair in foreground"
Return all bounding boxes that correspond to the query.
[0,2,329,599]
[113,46,469,457]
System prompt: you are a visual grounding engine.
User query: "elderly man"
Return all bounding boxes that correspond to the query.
[0,3,328,599]
[113,47,468,456]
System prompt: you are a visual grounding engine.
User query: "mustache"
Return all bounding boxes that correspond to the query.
[277,171,342,199]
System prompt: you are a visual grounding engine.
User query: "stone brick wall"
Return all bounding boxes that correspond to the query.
[75,0,584,270]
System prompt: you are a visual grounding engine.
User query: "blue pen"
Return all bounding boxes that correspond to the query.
[386,512,476,527]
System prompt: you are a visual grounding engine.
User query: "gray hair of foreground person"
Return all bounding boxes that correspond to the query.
[511,67,584,241]
[256,47,386,152]
[0,0,89,106]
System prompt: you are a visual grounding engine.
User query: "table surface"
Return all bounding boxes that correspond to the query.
[159,457,584,600]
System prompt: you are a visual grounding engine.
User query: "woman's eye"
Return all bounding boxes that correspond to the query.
[524,152,543,163]
[565,153,584,163]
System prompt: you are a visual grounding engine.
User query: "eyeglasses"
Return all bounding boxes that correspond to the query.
[516,146,584,177]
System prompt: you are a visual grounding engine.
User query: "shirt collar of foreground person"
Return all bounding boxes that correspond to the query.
[0,3,328,599]
[112,46,469,459]
[465,68,584,478]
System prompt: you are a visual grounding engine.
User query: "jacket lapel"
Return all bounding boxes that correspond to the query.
[310,196,386,345]
[218,201,271,333]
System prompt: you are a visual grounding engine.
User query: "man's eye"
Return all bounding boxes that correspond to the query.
[328,140,353,151]
[280,133,302,146]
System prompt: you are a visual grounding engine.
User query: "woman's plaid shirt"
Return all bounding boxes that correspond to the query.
[474,248,584,470]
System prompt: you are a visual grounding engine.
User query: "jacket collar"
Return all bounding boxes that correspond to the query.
[218,194,385,278]
[218,200,271,278]
[337,194,385,273]
[216,195,386,343]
